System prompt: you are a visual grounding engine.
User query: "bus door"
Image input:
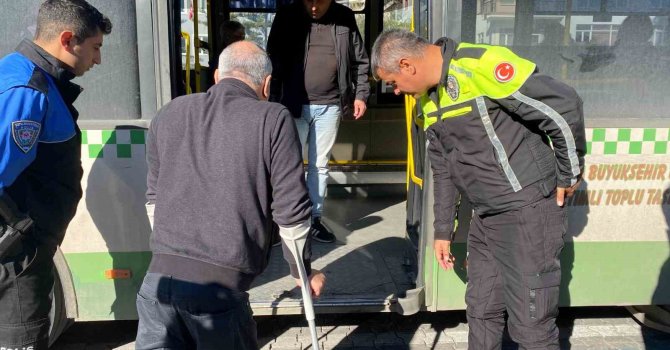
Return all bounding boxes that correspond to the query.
[173,0,423,315]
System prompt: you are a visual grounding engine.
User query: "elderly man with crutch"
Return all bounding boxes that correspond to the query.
[138,41,326,350]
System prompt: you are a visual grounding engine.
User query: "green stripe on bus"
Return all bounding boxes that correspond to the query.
[63,241,669,321]
[78,128,669,158]
[80,130,147,159]
[430,241,670,311]
[64,251,152,321]
[587,128,669,155]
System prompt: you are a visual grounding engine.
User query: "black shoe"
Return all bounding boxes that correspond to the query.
[310,218,336,243]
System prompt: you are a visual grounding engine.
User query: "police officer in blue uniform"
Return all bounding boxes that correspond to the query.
[0,1,111,348]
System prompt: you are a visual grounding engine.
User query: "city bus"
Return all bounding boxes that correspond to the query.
[0,0,668,344]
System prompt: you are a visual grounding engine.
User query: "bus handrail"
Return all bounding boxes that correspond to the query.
[181,31,192,95]
[405,94,423,189]
[193,0,201,93]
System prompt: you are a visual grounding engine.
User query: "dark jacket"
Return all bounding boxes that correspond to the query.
[146,78,312,291]
[424,39,586,240]
[267,1,370,119]
[0,40,83,246]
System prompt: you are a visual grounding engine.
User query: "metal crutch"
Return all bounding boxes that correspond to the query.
[279,227,321,350]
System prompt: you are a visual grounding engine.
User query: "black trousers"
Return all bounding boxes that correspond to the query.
[0,237,56,349]
[466,196,566,350]
[135,272,258,350]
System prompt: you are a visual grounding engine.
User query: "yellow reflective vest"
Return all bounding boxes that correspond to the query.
[421,38,586,240]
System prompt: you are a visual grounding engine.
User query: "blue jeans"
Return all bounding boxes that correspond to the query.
[295,104,341,218]
[135,273,257,350]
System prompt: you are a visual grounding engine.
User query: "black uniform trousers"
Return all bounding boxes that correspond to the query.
[0,237,56,349]
[466,195,566,350]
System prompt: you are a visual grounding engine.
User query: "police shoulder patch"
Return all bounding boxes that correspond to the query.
[446,75,460,101]
[11,120,41,154]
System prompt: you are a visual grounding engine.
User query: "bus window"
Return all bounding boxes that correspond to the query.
[383,0,412,32]
[0,0,142,121]
[230,13,276,49]
[339,1,367,43]
[230,0,291,9]
[181,1,210,69]
[376,0,413,96]
[468,0,670,122]
[180,0,211,93]
[229,1,365,49]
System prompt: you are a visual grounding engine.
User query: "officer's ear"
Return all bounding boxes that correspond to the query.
[214,69,220,84]
[399,58,416,75]
[60,31,77,52]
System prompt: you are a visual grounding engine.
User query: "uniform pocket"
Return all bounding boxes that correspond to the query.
[13,242,38,278]
[544,203,567,264]
[524,269,561,322]
[14,239,54,278]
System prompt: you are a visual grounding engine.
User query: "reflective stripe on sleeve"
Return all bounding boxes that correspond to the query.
[475,97,523,192]
[511,91,580,185]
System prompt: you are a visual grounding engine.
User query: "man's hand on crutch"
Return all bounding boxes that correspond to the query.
[294,269,326,297]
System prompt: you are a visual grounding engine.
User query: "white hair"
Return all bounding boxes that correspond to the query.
[371,29,429,79]
[218,41,272,87]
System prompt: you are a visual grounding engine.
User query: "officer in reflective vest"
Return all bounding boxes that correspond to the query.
[0,1,111,348]
[372,29,585,350]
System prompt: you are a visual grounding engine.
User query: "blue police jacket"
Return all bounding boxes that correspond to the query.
[0,40,83,245]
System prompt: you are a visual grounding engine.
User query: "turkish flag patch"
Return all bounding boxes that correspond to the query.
[494,62,515,83]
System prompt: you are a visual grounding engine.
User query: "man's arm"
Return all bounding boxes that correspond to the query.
[145,115,160,228]
[427,129,459,271]
[145,119,159,205]
[266,8,286,102]
[348,13,370,105]
[0,87,46,257]
[268,108,313,278]
[0,87,48,193]
[497,73,586,202]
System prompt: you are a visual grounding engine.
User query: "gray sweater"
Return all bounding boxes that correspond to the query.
[146,78,312,291]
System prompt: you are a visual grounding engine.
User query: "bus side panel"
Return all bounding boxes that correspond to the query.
[431,127,670,311]
[62,129,152,321]
[433,242,670,311]
[65,251,151,321]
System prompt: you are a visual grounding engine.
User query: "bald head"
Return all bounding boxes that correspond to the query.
[217,41,272,89]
